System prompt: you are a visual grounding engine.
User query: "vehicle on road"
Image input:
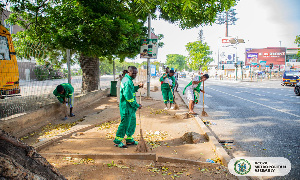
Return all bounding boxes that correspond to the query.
[179,72,186,78]
[295,82,300,96]
[0,25,20,98]
[281,71,300,86]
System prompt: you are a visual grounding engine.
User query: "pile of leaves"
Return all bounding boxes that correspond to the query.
[143,130,169,150]
[62,157,95,165]
[20,118,84,141]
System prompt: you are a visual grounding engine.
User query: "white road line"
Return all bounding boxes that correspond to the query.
[208,87,300,118]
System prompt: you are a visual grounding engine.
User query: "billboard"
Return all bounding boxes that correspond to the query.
[245,47,286,65]
[140,39,158,59]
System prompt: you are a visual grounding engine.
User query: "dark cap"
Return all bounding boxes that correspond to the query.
[170,70,175,73]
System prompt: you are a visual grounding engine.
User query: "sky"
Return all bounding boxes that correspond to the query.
[129,0,300,65]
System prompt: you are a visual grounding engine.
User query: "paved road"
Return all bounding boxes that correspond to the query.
[178,76,300,179]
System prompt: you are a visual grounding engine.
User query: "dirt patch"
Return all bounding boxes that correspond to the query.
[47,158,237,180]
[40,97,218,163]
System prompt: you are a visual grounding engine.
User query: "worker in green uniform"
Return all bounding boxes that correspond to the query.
[183,74,209,114]
[114,66,143,148]
[159,69,175,110]
[53,83,75,120]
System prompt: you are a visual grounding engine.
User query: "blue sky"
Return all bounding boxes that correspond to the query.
[130,0,300,64]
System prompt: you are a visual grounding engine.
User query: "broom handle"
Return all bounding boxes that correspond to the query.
[139,92,141,126]
[202,81,205,110]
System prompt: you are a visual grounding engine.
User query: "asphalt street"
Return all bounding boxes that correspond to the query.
[178,76,300,179]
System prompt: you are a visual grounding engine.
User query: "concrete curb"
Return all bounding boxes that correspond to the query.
[40,153,157,161]
[33,116,119,151]
[176,88,232,167]
[40,153,221,167]
[1,89,110,137]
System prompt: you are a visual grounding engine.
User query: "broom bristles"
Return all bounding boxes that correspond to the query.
[174,103,179,110]
[202,110,208,117]
[136,129,148,152]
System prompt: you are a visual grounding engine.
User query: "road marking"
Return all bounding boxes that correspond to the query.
[208,87,300,118]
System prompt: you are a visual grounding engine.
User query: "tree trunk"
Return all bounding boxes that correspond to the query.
[0,129,66,179]
[79,54,100,93]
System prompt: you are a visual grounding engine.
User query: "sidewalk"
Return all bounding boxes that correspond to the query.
[21,82,236,179]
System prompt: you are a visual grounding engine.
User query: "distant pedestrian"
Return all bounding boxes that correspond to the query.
[53,83,75,120]
[183,74,209,114]
[160,69,176,110]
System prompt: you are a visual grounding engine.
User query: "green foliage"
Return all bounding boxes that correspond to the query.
[295,35,300,57]
[34,65,49,81]
[166,54,186,71]
[185,41,213,71]
[7,0,148,63]
[135,0,237,29]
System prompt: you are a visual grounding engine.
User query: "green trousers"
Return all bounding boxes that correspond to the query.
[113,112,136,144]
[162,87,173,104]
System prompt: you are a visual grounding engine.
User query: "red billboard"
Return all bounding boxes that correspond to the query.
[245,47,286,65]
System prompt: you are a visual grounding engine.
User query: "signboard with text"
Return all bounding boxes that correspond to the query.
[245,47,286,65]
[140,39,158,59]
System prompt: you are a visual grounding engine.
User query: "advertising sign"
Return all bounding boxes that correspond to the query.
[245,47,286,65]
[140,39,158,59]
[150,65,156,76]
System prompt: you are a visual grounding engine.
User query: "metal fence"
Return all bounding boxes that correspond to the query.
[0,68,148,120]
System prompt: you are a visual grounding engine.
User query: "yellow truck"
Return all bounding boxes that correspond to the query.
[0,25,20,98]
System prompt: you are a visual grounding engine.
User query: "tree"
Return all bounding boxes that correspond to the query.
[5,0,236,92]
[295,35,300,58]
[186,41,213,72]
[166,54,186,71]
[7,0,148,92]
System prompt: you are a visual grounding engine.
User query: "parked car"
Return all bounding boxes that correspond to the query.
[281,71,300,86]
[295,82,300,96]
[179,72,186,78]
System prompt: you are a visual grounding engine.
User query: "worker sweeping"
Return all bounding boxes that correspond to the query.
[53,83,75,120]
[159,69,175,110]
[113,66,143,148]
[183,74,209,115]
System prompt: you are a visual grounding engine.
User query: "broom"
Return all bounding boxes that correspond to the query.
[170,87,179,110]
[136,92,148,152]
[201,81,208,117]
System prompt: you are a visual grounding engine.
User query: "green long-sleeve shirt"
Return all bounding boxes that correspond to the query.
[53,83,74,103]
[159,73,176,89]
[120,74,140,114]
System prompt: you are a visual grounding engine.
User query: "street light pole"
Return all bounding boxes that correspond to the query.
[146,14,151,98]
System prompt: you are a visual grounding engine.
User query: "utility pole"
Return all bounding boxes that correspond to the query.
[279,41,282,47]
[225,11,229,37]
[113,59,115,81]
[147,14,151,98]
[66,49,71,84]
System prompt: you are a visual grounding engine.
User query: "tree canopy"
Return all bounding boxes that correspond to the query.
[295,35,300,57]
[186,41,212,71]
[165,54,186,71]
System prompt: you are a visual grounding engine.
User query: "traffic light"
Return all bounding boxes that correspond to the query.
[222,65,224,70]
[270,63,273,69]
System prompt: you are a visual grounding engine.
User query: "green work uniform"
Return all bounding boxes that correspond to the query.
[159,73,175,104]
[114,74,140,144]
[183,76,202,104]
[53,83,74,107]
